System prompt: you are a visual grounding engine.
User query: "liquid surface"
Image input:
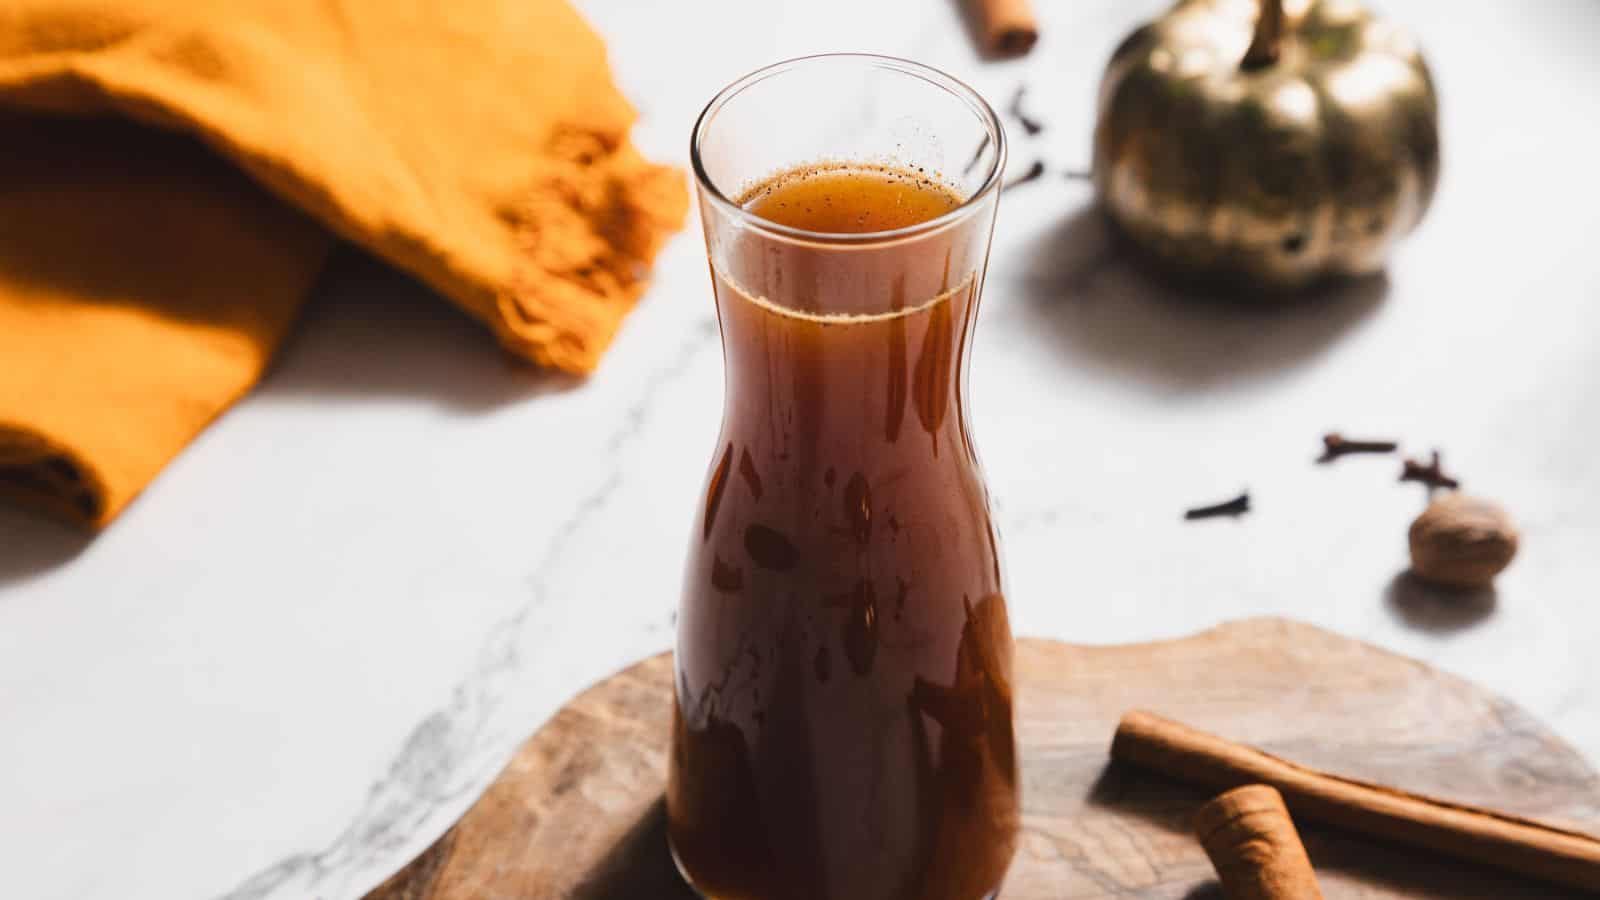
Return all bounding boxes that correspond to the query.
[742,164,962,234]
[669,164,1017,900]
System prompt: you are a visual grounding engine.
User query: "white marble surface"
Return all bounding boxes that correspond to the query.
[3,1,1599,898]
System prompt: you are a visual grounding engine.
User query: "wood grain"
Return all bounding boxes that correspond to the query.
[367,618,1600,899]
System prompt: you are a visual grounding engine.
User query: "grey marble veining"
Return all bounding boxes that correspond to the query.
[221,318,719,900]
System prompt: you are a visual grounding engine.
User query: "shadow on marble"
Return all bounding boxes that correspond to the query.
[570,797,698,900]
[1014,205,1388,390]
[259,247,580,413]
[0,504,88,587]
[1384,570,1497,633]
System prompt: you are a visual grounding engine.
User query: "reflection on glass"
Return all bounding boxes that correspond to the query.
[671,54,1017,900]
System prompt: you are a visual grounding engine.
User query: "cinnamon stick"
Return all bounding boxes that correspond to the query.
[1113,710,1600,892]
[1195,785,1325,899]
[966,0,1038,57]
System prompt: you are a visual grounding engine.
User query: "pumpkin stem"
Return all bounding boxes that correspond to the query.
[1242,0,1285,69]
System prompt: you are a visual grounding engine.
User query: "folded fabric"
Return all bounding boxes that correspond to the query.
[0,0,687,528]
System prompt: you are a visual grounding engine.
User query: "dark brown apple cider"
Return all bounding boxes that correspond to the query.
[668,163,1018,900]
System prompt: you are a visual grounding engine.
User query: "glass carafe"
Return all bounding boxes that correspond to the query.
[669,54,1016,900]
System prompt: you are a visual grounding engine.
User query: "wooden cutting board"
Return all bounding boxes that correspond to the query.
[367,618,1600,899]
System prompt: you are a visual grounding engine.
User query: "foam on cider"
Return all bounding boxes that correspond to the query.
[738,162,965,234]
[716,162,975,324]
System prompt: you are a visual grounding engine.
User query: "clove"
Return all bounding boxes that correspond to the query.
[1007,85,1045,136]
[1318,432,1399,463]
[1185,491,1250,521]
[1002,159,1045,193]
[1401,450,1460,491]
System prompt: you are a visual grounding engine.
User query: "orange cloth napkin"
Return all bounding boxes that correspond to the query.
[0,0,687,528]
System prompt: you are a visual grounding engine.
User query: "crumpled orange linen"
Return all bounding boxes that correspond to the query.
[0,0,688,529]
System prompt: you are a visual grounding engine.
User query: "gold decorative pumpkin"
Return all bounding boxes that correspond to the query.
[1092,0,1439,291]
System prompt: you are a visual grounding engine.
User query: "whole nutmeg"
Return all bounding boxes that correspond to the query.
[1408,495,1519,590]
